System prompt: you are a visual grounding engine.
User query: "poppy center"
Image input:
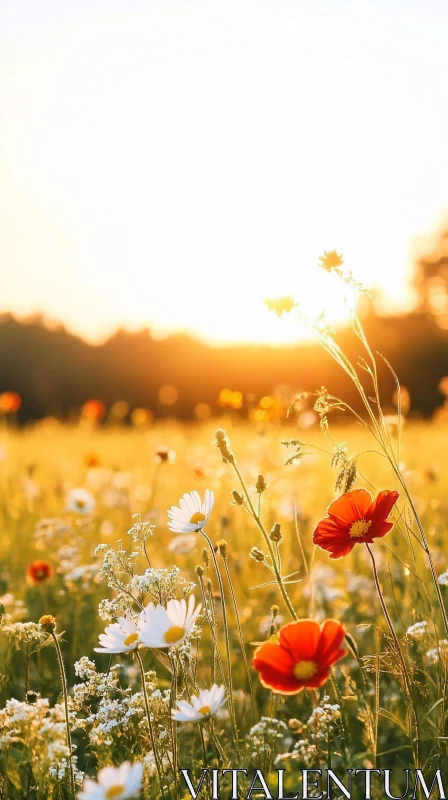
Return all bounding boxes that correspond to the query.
[349,519,372,538]
[164,625,186,644]
[105,786,125,799]
[123,632,139,647]
[198,704,211,716]
[189,512,206,525]
[293,660,318,680]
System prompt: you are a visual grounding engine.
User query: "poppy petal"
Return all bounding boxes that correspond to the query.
[367,490,399,526]
[326,489,372,526]
[364,521,394,542]
[279,620,321,661]
[252,641,296,676]
[316,620,347,665]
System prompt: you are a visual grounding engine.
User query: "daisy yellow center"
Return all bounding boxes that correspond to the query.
[189,512,206,525]
[349,519,372,538]
[105,786,125,799]
[198,705,211,716]
[164,625,186,644]
[123,632,139,647]
[293,660,318,680]
[76,499,86,509]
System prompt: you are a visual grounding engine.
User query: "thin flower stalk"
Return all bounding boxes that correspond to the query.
[218,544,256,723]
[50,629,76,800]
[231,458,297,620]
[200,529,240,755]
[365,544,420,765]
[136,650,166,798]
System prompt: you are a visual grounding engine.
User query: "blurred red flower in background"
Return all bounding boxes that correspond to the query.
[0,392,21,414]
[82,399,106,422]
[27,561,52,585]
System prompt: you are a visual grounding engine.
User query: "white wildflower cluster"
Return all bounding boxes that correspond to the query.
[97,594,136,621]
[306,698,341,740]
[276,698,341,767]
[71,657,122,710]
[0,696,83,792]
[0,620,46,648]
[96,541,140,586]
[426,639,448,664]
[128,514,155,544]
[438,569,448,586]
[248,717,291,766]
[129,566,196,605]
[71,657,171,761]
[406,620,428,640]
[34,517,73,544]
[277,739,319,768]
[0,592,28,623]
[49,758,84,786]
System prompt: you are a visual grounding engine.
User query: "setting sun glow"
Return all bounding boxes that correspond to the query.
[2,2,448,344]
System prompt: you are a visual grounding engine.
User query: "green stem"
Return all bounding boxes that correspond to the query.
[221,554,256,723]
[51,632,76,800]
[200,529,240,756]
[136,650,165,798]
[231,460,297,620]
[365,544,420,765]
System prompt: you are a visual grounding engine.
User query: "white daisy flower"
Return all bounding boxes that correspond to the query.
[67,487,96,515]
[139,595,201,649]
[94,617,143,654]
[77,761,143,800]
[167,490,214,533]
[172,684,226,723]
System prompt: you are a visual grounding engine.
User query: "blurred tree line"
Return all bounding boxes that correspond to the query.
[1,231,448,423]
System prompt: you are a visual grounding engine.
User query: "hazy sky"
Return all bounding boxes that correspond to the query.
[1,0,448,343]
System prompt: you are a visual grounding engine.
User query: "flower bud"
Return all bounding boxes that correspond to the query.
[232,490,244,505]
[271,604,280,618]
[202,548,209,567]
[250,546,265,563]
[256,474,267,493]
[217,539,227,558]
[214,429,234,463]
[39,614,56,633]
[195,565,205,577]
[269,522,282,542]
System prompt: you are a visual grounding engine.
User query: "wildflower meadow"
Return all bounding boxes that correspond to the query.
[1,258,448,799]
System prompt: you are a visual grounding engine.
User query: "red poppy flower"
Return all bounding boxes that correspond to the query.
[313,488,399,559]
[82,399,106,422]
[0,392,21,414]
[253,618,347,695]
[27,561,52,585]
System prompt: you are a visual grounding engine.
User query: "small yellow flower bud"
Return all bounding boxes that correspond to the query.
[269,522,282,542]
[202,548,209,566]
[232,490,244,505]
[256,475,267,493]
[214,429,234,463]
[195,565,205,577]
[39,614,56,633]
[217,539,227,558]
[250,546,265,563]
[206,579,213,592]
[271,604,280,618]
